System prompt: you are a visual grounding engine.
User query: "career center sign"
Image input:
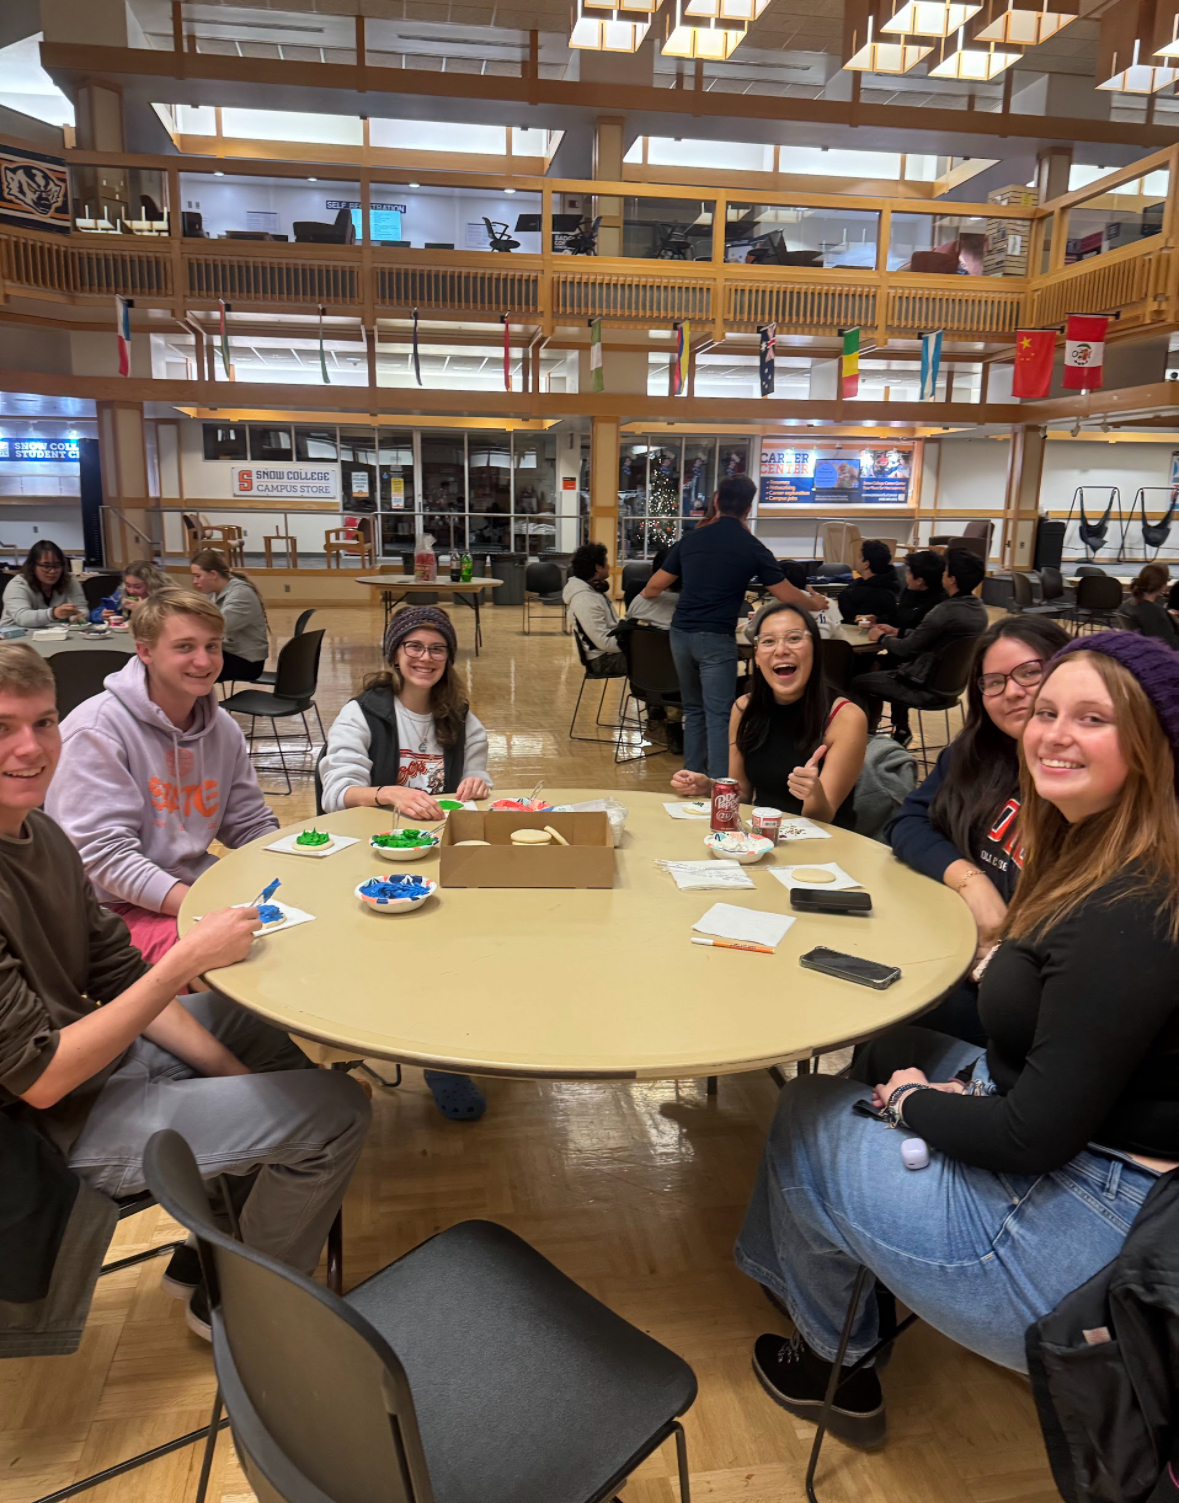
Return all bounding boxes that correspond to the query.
[232,466,338,500]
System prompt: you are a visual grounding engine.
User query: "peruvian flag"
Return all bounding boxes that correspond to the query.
[1063,314,1108,391]
[1012,329,1055,400]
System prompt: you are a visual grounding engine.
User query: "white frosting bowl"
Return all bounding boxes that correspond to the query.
[703,830,775,865]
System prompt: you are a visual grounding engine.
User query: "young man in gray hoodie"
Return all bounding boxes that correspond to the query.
[46,589,279,965]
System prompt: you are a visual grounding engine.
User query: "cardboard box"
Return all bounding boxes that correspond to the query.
[439,811,615,889]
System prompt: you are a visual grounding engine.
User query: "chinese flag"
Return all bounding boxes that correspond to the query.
[1063,313,1108,391]
[1012,329,1054,400]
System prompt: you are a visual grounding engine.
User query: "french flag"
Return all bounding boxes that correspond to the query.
[115,295,131,376]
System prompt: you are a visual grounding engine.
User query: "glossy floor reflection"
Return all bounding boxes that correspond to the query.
[0,601,1055,1503]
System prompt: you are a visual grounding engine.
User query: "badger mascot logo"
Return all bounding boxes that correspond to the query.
[2,162,67,220]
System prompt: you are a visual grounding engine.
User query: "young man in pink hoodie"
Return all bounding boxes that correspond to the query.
[46,589,279,964]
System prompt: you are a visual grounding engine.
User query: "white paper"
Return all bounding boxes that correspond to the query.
[664,800,712,820]
[266,832,360,859]
[657,859,755,891]
[693,902,796,948]
[196,901,315,936]
[775,817,832,843]
[767,862,861,893]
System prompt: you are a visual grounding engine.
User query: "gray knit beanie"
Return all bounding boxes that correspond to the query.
[382,605,457,663]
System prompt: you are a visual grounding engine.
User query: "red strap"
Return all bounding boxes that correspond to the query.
[824,697,850,732]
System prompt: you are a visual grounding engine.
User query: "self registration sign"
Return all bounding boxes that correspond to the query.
[760,446,911,506]
[0,439,80,462]
[232,466,338,500]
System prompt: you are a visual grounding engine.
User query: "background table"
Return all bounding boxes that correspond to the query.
[354,575,502,653]
[19,628,137,659]
[180,789,976,1081]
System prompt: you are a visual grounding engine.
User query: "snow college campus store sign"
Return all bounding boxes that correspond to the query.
[760,444,914,506]
[232,466,338,500]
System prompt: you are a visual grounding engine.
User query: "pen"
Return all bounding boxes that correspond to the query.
[691,936,774,955]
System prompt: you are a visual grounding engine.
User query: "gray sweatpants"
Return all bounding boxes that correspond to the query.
[67,992,371,1274]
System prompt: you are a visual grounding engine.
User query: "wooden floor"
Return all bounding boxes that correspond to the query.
[0,599,1058,1503]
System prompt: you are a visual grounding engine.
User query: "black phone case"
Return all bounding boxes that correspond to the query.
[790,889,873,914]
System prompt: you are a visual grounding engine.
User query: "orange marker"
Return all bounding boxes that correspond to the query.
[691,936,774,955]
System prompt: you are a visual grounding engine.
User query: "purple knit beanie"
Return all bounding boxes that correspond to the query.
[383,605,457,663]
[1051,631,1179,774]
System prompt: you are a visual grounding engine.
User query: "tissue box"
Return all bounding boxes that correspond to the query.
[438,811,614,889]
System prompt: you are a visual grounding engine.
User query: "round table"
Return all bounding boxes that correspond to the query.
[180,790,975,1081]
[19,628,137,659]
[354,576,502,655]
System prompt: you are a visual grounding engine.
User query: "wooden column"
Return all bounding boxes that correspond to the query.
[1001,424,1045,571]
[97,401,155,567]
[593,117,625,259]
[589,417,621,567]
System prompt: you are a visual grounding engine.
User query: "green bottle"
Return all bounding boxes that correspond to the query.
[461,550,473,582]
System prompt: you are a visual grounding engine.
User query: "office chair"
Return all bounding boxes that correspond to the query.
[655,222,692,259]
[181,210,205,237]
[483,217,520,252]
[293,209,355,245]
[564,216,601,256]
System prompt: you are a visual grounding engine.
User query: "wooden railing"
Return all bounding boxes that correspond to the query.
[1025,240,1170,331]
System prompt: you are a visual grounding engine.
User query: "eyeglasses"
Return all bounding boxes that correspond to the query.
[755,631,808,651]
[978,659,1045,697]
[401,641,449,660]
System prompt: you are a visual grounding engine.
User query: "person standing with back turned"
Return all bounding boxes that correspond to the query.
[638,476,828,779]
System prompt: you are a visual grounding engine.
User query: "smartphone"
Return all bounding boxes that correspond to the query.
[790,888,872,916]
[799,946,901,990]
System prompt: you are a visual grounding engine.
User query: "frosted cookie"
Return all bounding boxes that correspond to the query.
[296,828,331,848]
[793,867,836,884]
[256,903,285,926]
[510,828,552,845]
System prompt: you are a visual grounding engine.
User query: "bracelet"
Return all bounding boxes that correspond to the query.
[375,787,389,810]
[885,1082,927,1129]
[954,868,987,893]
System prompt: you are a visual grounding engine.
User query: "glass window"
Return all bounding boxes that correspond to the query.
[372,183,543,253]
[646,442,683,556]
[513,434,557,519]
[471,515,512,554]
[247,424,292,461]
[202,423,246,460]
[295,425,338,461]
[725,204,879,269]
[681,440,714,523]
[1065,170,1168,262]
[621,197,714,261]
[889,212,997,274]
[467,434,511,514]
[378,431,415,520]
[421,436,465,550]
[338,425,377,513]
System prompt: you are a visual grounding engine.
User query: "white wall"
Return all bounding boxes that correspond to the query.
[935,435,1009,514]
[1045,439,1179,561]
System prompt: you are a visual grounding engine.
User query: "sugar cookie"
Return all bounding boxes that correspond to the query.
[510,828,552,845]
[454,839,491,846]
[793,867,836,884]
[543,825,569,846]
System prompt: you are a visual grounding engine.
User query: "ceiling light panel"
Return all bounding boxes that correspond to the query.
[972,0,1077,45]
[879,0,981,36]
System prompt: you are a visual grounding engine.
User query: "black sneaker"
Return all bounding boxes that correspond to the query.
[890,727,913,749]
[752,1331,886,1449]
[186,1285,212,1343]
[160,1244,202,1299]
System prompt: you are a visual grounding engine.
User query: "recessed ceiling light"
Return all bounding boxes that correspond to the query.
[409,182,420,188]
[504,187,516,194]
[214,170,224,176]
[309,177,318,182]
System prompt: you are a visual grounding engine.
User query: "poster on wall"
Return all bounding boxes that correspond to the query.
[0,145,71,235]
[759,446,912,506]
[350,471,371,499]
[1171,451,1179,487]
[232,465,337,500]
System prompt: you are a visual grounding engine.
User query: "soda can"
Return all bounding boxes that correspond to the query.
[751,806,782,843]
[711,778,741,832]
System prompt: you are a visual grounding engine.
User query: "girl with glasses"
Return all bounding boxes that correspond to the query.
[1,540,87,630]
[671,601,867,829]
[885,615,1069,1042]
[320,604,492,1122]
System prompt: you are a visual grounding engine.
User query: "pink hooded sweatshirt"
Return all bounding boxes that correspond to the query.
[46,656,278,911]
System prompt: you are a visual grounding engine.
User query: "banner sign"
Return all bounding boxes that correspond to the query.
[0,145,71,234]
[760,446,911,507]
[232,466,337,500]
[325,199,407,213]
[0,438,80,461]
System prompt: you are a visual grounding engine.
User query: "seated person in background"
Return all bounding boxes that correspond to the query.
[320,605,490,1123]
[671,603,867,829]
[626,545,679,630]
[46,590,279,965]
[0,642,369,1336]
[91,558,171,623]
[563,542,624,673]
[838,539,899,627]
[855,548,987,743]
[189,549,270,684]
[1123,562,1179,649]
[886,615,1069,1044]
[737,632,1179,1443]
[895,548,948,631]
[0,541,86,630]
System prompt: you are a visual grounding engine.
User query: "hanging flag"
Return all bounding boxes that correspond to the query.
[1012,328,1056,400]
[412,308,423,387]
[115,295,131,377]
[840,327,860,399]
[1063,314,1109,392]
[759,323,776,396]
[502,313,511,392]
[589,318,604,393]
[317,304,330,384]
[218,299,232,379]
[671,321,690,397]
[919,330,943,401]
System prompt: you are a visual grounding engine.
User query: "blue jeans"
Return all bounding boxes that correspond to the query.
[670,628,738,778]
[735,1029,1159,1373]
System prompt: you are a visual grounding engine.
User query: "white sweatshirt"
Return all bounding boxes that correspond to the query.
[562,576,619,658]
[320,697,492,812]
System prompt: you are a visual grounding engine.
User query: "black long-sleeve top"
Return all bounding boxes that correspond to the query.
[905,878,1179,1173]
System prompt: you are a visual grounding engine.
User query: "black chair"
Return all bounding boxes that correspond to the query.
[622,560,653,608]
[221,630,326,794]
[883,633,980,772]
[1021,564,1074,618]
[293,208,355,245]
[256,608,316,688]
[564,215,601,256]
[80,571,123,613]
[655,222,692,259]
[1010,571,1036,612]
[569,621,627,742]
[615,622,681,765]
[523,560,566,634]
[49,650,131,718]
[1072,574,1124,634]
[181,210,205,237]
[144,1129,697,1503]
[483,216,520,252]
[820,637,855,695]
[1075,563,1108,576]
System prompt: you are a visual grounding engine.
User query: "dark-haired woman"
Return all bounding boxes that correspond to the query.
[885,614,1070,1041]
[671,601,867,828]
[0,540,87,629]
[1123,562,1179,648]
